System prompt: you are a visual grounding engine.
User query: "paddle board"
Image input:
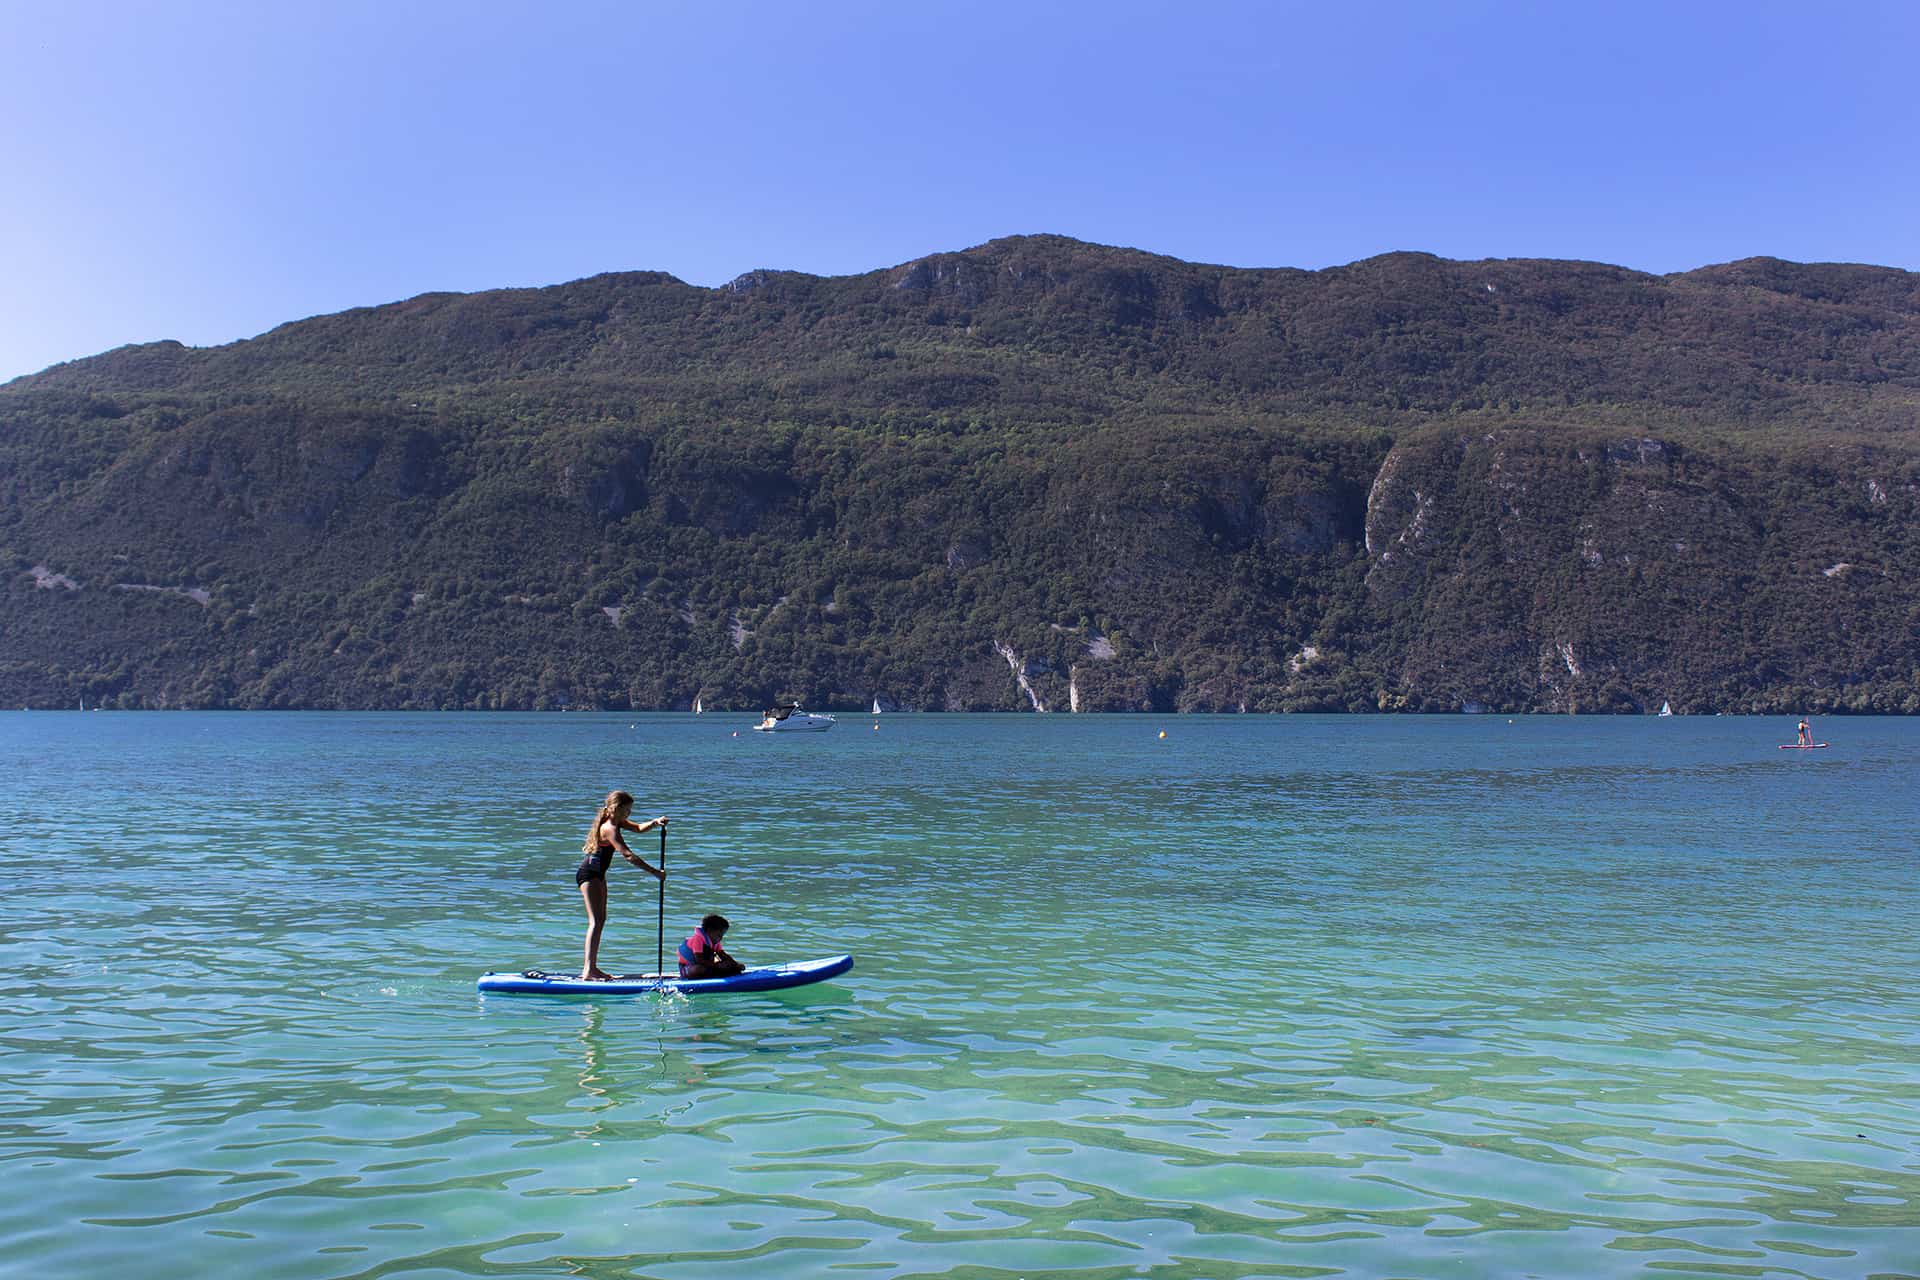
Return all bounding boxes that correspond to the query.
[477,953,852,996]
[1778,744,1829,750]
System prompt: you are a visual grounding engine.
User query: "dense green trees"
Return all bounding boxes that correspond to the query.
[3,236,1917,711]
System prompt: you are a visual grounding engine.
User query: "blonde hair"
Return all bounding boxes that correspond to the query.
[584,790,634,853]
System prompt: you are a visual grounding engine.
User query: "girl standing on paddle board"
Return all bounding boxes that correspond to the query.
[576,790,667,981]
[1797,718,1813,747]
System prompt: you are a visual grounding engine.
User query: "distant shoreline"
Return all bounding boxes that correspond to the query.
[9,706,1897,717]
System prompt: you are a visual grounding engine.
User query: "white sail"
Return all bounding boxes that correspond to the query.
[1658,700,1673,716]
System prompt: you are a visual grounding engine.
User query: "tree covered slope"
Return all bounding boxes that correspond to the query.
[4,236,1917,711]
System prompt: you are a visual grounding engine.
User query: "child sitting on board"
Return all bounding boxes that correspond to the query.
[679,914,745,979]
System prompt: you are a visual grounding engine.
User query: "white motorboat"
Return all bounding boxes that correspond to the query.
[754,704,835,732]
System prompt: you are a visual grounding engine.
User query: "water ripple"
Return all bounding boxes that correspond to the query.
[4,713,1920,1278]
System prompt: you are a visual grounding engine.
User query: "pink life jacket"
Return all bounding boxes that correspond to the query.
[677,928,716,976]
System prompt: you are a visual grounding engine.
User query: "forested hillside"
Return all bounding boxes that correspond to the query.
[4,235,1917,712]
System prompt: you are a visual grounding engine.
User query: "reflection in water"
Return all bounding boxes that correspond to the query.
[575,1003,611,1102]
[570,994,705,1139]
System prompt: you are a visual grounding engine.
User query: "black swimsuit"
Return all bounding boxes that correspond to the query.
[575,844,616,886]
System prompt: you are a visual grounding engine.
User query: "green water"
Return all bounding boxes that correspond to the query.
[3,712,1917,1279]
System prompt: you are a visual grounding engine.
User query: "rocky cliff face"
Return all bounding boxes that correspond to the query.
[1355,430,1918,712]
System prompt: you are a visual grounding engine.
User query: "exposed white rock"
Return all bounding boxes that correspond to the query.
[1363,443,1438,566]
[30,566,79,590]
[1409,492,1433,542]
[1362,451,1402,556]
[1823,563,1854,578]
[1050,623,1115,660]
[995,641,1048,713]
[1288,644,1320,675]
[1867,479,1888,506]
[1559,642,1581,678]
[1608,437,1668,465]
[729,615,751,650]
[114,583,211,606]
[602,605,626,626]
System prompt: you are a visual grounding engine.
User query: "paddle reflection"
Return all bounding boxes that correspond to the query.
[575,1002,611,1100]
[571,994,700,1134]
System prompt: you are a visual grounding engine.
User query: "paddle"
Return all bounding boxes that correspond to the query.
[657,824,667,976]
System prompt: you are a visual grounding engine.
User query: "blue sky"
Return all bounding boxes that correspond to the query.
[3,0,1915,382]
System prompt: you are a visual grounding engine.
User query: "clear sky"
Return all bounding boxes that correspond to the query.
[3,0,1915,382]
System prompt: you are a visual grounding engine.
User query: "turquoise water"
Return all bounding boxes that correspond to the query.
[3,712,1917,1279]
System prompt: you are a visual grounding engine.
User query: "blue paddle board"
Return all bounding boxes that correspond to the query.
[477,953,852,996]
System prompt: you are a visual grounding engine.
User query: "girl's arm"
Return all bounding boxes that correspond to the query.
[612,816,667,879]
[611,824,665,879]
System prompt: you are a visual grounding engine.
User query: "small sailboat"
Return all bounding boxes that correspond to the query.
[693,695,704,715]
[1658,700,1673,717]
[871,698,882,715]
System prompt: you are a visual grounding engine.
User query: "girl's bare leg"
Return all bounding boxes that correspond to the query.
[580,879,612,979]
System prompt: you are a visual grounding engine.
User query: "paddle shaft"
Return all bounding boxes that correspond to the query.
[657,826,667,975]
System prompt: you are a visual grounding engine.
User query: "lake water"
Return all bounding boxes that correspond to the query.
[3,712,1917,1279]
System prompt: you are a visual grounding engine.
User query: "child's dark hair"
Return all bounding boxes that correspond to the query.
[701,913,730,934]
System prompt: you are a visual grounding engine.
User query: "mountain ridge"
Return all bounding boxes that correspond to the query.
[17,235,1918,403]
[4,235,1917,712]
